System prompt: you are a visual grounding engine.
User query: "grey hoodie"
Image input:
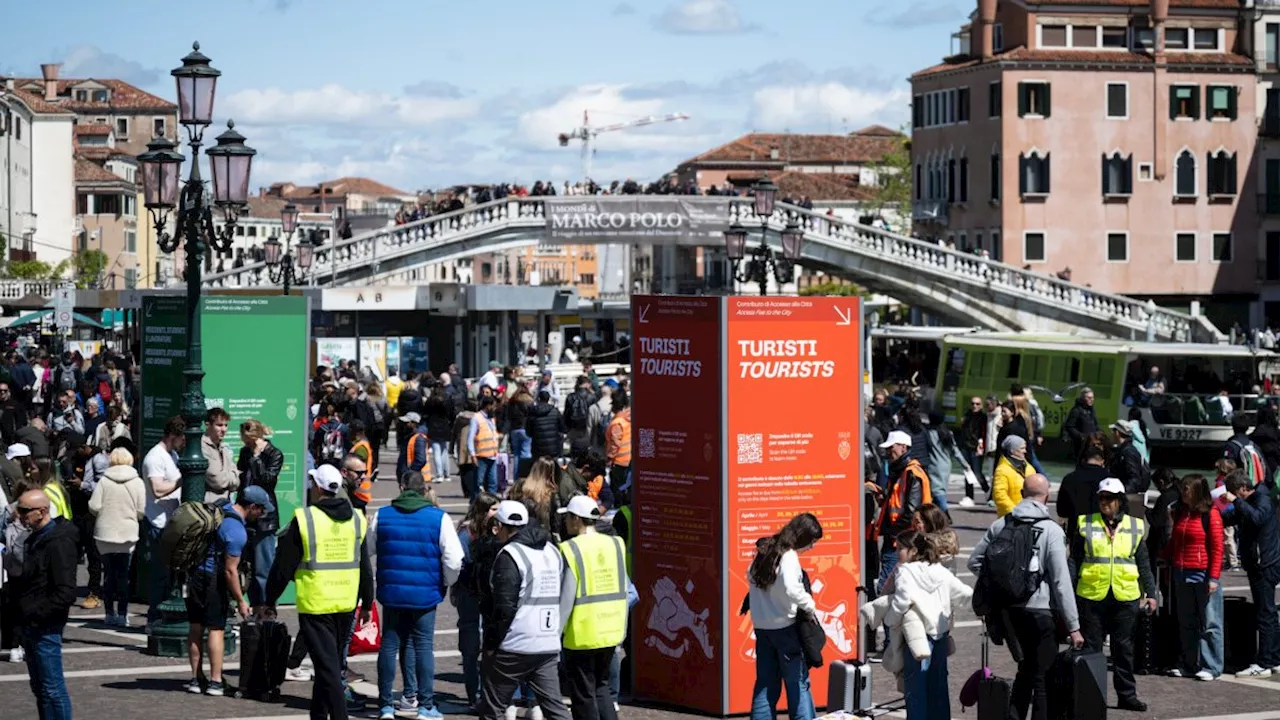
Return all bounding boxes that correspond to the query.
[967,497,1080,633]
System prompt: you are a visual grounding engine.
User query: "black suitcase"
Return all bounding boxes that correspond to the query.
[1225,596,1257,672]
[827,659,872,713]
[235,619,291,701]
[1134,608,1179,675]
[1048,648,1107,720]
[977,634,1012,720]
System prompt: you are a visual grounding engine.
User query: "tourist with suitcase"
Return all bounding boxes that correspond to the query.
[1066,477,1156,711]
[1222,469,1280,677]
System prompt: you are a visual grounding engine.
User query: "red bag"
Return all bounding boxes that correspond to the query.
[348,605,381,655]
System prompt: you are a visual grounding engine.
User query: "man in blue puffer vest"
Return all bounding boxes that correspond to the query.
[369,470,464,719]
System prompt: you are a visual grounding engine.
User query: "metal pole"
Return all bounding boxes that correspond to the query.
[758,220,769,297]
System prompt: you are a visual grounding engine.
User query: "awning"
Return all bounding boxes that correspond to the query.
[7,309,107,330]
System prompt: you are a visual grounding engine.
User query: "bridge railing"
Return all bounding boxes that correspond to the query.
[0,279,71,301]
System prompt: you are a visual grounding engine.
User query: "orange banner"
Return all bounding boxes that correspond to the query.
[725,296,863,713]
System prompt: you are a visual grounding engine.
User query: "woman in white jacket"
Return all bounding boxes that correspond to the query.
[747,512,824,720]
[88,447,146,627]
[885,530,973,720]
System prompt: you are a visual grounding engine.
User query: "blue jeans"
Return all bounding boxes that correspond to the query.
[145,523,168,623]
[903,632,950,720]
[430,441,450,480]
[477,457,499,494]
[932,470,950,514]
[1250,563,1280,668]
[21,625,72,720]
[456,588,482,706]
[1173,569,1224,677]
[102,551,132,617]
[250,533,277,607]
[875,547,900,598]
[1028,447,1046,477]
[750,627,815,720]
[378,606,438,710]
[509,429,532,460]
[609,646,621,702]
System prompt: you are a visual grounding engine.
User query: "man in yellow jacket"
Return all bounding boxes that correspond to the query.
[993,435,1037,517]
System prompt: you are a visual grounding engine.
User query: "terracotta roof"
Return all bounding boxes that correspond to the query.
[74,124,112,136]
[852,124,902,138]
[16,78,176,112]
[773,172,875,202]
[3,88,71,115]
[246,196,289,220]
[318,177,411,198]
[74,157,131,185]
[913,46,1253,78]
[75,147,114,162]
[685,131,903,166]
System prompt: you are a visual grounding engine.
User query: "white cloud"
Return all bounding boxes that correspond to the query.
[60,44,161,88]
[222,84,481,128]
[516,84,707,154]
[654,0,755,35]
[751,83,910,130]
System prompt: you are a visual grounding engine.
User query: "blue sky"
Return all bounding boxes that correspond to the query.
[4,0,972,192]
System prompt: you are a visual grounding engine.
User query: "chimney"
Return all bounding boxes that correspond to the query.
[40,63,60,102]
[1152,0,1169,180]
[1151,0,1169,58]
[978,0,997,60]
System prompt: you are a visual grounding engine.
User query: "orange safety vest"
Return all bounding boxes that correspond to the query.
[474,414,498,459]
[587,474,604,501]
[870,458,933,541]
[403,432,433,480]
[350,439,374,503]
[607,411,632,468]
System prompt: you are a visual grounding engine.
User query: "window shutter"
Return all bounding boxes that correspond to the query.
[1018,84,1029,117]
[1044,154,1051,193]
[1124,156,1134,195]
[1229,87,1238,121]
[1208,152,1215,194]
[1169,90,1179,120]
[1043,84,1052,118]
[948,159,956,202]
[1229,153,1238,194]
[1019,154,1027,194]
[1101,154,1109,195]
[1190,86,1201,120]
[960,157,969,202]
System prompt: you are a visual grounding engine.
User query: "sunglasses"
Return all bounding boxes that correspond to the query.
[15,505,43,515]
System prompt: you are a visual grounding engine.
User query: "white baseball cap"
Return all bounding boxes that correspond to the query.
[557,495,602,520]
[309,464,343,494]
[496,500,529,527]
[1097,477,1126,496]
[879,430,914,449]
[5,443,30,460]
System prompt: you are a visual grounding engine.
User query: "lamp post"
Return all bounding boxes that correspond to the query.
[264,203,314,294]
[136,42,255,657]
[723,176,804,296]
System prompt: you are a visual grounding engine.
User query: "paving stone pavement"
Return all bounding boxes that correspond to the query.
[3,460,1280,719]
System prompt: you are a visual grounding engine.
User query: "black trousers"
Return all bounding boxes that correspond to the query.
[1078,592,1139,701]
[1006,608,1059,720]
[564,648,617,720]
[73,513,101,595]
[299,612,350,720]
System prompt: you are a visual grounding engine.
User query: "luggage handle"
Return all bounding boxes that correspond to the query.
[855,585,869,664]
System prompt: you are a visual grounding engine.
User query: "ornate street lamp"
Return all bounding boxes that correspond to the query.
[723,176,803,296]
[265,203,313,294]
[136,42,255,658]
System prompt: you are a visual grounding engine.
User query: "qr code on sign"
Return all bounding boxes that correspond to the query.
[737,433,763,464]
[639,428,655,459]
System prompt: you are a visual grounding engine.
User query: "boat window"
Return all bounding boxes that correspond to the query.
[1006,354,1021,380]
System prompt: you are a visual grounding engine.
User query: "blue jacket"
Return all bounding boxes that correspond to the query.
[375,503,446,609]
[1229,489,1280,573]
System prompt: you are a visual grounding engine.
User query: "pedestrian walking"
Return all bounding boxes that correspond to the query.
[1166,473,1225,680]
[1222,470,1280,678]
[87,447,146,627]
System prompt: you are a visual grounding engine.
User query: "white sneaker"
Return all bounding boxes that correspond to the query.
[7,646,23,663]
[614,702,620,712]
[504,707,518,720]
[958,497,975,508]
[285,667,313,682]
[530,707,544,720]
[1195,670,1216,682]
[1167,668,1183,677]
[1236,664,1272,678]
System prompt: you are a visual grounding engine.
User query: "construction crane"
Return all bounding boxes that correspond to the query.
[558,110,690,181]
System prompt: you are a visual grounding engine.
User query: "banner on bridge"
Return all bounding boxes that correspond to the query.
[544,196,729,244]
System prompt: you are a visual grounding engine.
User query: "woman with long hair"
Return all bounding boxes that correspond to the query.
[912,503,959,573]
[364,382,391,471]
[747,512,823,720]
[1165,473,1224,681]
[503,387,535,478]
[237,419,284,607]
[422,385,453,482]
[454,491,500,711]
[508,457,558,531]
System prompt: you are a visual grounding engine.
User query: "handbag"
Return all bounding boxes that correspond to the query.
[348,604,381,655]
[795,608,826,668]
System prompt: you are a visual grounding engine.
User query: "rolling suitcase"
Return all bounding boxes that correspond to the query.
[827,659,872,713]
[977,633,1012,720]
[1225,596,1257,672]
[235,619,291,701]
[1048,648,1106,720]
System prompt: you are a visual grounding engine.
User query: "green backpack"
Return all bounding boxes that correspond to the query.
[158,502,224,574]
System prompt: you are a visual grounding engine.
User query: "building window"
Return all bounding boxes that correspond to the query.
[1134,26,1155,50]
[1018,82,1051,118]
[1073,25,1099,48]
[1175,150,1197,196]
[125,230,136,254]
[1171,85,1200,120]
[1107,232,1129,262]
[1024,232,1046,263]
[1102,153,1133,196]
[994,24,1004,52]
[1019,151,1050,195]
[1176,233,1197,262]
[1139,162,1154,181]
[1213,232,1233,263]
[154,117,166,137]
[958,87,970,123]
[1106,83,1128,119]
[115,117,128,138]
[1166,28,1189,50]
[991,230,1002,261]
[1041,25,1068,48]
[947,158,957,203]
[989,82,1002,118]
[1194,28,1219,51]
[974,232,984,251]
[1206,151,1237,196]
[990,152,1001,201]
[959,157,969,202]
[14,117,20,141]
[913,96,922,129]
[914,164,922,200]
[1266,88,1280,136]
[93,90,108,102]
[1102,26,1127,48]
[1269,24,1280,70]
[75,90,87,102]
[1207,85,1237,120]
[124,268,137,290]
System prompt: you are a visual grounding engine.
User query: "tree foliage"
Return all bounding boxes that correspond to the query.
[7,260,54,280]
[872,125,913,229]
[798,281,866,298]
[71,250,108,289]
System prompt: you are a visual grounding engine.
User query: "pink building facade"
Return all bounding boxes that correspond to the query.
[912,0,1259,329]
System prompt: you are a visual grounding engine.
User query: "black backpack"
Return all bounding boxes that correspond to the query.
[978,515,1044,609]
[565,392,590,430]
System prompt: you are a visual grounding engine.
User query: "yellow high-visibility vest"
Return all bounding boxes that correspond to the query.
[294,507,365,615]
[559,532,629,650]
[1076,513,1145,602]
[45,482,72,520]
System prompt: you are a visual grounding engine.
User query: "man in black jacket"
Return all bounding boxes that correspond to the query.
[1056,445,1111,537]
[1224,470,1280,677]
[526,391,566,462]
[12,488,78,717]
[564,377,596,457]
[1062,388,1099,460]
[958,396,990,506]
[480,500,574,720]
[1108,421,1149,517]
[0,380,27,447]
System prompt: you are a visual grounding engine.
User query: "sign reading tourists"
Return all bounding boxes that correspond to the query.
[630,295,863,715]
[545,197,728,244]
